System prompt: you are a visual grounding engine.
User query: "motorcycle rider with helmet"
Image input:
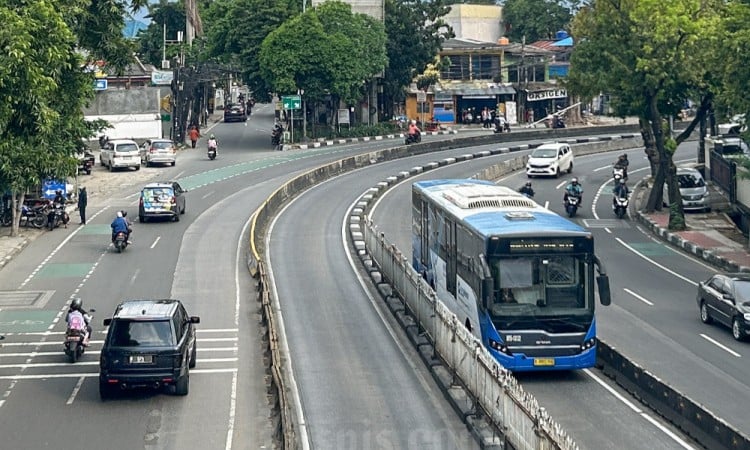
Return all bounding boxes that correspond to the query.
[66,298,92,346]
[110,211,131,245]
[614,153,629,179]
[564,178,584,205]
[519,181,535,198]
[48,189,68,229]
[207,134,218,156]
[407,120,421,143]
[613,178,629,204]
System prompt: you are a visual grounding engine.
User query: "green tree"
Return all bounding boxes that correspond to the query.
[383,0,454,118]
[502,0,572,43]
[201,0,301,101]
[567,0,723,230]
[259,1,386,116]
[0,0,138,236]
[136,0,187,68]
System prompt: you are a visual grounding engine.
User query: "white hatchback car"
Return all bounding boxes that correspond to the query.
[140,139,177,167]
[526,143,574,178]
[100,139,140,171]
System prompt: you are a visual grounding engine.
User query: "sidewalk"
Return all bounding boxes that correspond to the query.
[634,180,750,272]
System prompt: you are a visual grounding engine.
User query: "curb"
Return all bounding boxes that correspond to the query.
[285,129,459,150]
[632,179,750,273]
[0,237,31,270]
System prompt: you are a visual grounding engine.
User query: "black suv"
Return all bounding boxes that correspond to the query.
[99,299,200,399]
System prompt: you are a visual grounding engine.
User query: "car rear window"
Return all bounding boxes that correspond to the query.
[678,173,705,188]
[116,143,138,152]
[142,187,174,203]
[152,141,172,149]
[110,320,174,347]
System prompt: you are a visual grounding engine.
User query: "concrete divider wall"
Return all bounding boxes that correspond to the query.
[245,128,730,449]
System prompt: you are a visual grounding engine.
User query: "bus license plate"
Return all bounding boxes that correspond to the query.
[533,358,555,367]
[129,355,153,364]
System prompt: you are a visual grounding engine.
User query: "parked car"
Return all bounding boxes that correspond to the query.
[663,167,710,212]
[697,273,750,341]
[525,143,574,178]
[223,103,247,122]
[140,139,177,167]
[138,181,187,222]
[100,139,140,172]
[99,299,200,398]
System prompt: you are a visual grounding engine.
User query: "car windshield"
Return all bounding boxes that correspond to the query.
[532,149,556,158]
[110,319,174,346]
[152,141,172,149]
[143,188,174,203]
[678,173,705,188]
[116,143,138,152]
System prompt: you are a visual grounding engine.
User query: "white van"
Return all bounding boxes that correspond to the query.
[526,143,574,178]
[100,139,141,171]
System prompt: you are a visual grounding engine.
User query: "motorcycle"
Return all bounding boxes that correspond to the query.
[64,310,94,363]
[20,204,48,228]
[493,119,511,133]
[564,194,581,218]
[47,203,69,230]
[613,194,629,219]
[207,146,217,160]
[113,231,128,253]
[271,127,283,150]
[405,130,421,145]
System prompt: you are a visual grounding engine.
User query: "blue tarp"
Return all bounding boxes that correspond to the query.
[552,37,574,46]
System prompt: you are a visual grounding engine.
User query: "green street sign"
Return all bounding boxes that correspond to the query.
[282,95,301,110]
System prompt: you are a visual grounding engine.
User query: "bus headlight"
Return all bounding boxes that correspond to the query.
[580,338,597,351]
[489,339,511,355]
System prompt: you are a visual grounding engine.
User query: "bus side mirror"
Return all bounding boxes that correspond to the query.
[597,275,612,306]
[482,278,494,309]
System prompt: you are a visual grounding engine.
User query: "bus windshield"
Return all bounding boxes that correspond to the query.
[488,255,591,320]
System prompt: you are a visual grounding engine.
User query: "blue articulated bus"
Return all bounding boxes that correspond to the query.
[412,179,611,371]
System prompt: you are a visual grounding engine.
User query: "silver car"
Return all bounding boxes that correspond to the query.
[140,139,177,167]
[664,167,710,212]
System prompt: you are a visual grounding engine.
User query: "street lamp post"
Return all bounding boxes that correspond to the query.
[299,89,307,142]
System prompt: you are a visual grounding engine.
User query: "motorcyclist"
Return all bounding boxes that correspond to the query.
[271,123,284,148]
[613,178,629,201]
[564,178,584,205]
[111,210,130,244]
[66,297,91,346]
[121,210,133,243]
[614,153,629,179]
[519,181,535,198]
[408,120,420,137]
[48,190,67,229]
[207,134,218,155]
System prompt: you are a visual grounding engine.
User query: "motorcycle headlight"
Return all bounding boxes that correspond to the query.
[743,313,750,321]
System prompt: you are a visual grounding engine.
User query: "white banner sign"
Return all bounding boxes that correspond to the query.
[338,108,350,125]
[527,89,567,101]
[151,70,174,85]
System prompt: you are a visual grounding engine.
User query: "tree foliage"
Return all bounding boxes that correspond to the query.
[502,0,572,43]
[383,0,453,117]
[0,0,135,236]
[567,0,724,230]
[201,0,301,101]
[258,1,387,105]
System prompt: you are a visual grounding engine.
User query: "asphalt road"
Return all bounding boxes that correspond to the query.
[367,140,750,447]
[0,106,493,449]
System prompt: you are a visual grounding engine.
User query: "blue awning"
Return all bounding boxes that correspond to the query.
[552,37,574,46]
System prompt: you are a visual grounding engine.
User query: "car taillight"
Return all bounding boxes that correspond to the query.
[139,197,143,206]
[171,196,176,204]
[149,147,156,153]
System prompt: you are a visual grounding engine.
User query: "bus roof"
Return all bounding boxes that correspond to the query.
[413,179,588,237]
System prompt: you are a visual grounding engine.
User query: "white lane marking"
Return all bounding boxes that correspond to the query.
[150,236,161,249]
[202,191,215,200]
[699,334,742,357]
[66,376,85,405]
[555,180,567,190]
[616,237,698,286]
[544,200,550,209]
[623,288,654,306]
[0,361,99,369]
[225,370,238,450]
[584,369,697,450]
[175,170,186,179]
[194,357,238,363]
[0,348,237,358]
[0,368,237,380]
[18,207,110,289]
[129,268,141,286]
[594,165,610,172]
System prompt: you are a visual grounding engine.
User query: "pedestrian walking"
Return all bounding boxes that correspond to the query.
[188,126,200,149]
[77,186,87,225]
